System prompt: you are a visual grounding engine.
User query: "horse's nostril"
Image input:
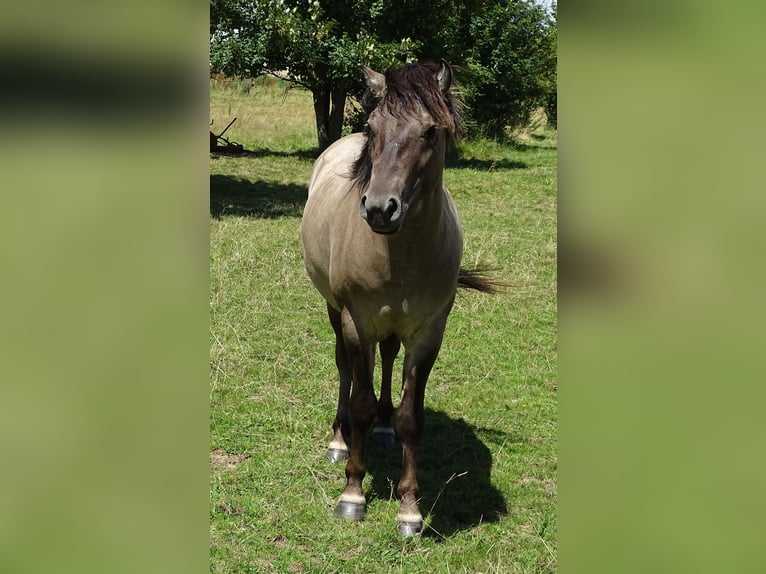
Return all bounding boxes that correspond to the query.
[360,194,401,228]
[385,198,399,218]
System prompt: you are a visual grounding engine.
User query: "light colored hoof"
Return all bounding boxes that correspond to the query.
[396,520,423,537]
[335,500,366,522]
[372,426,396,448]
[326,448,349,463]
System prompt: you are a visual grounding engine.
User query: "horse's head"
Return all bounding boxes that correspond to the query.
[354,61,459,235]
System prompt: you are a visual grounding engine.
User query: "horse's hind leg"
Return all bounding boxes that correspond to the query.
[326,303,351,463]
[373,334,400,448]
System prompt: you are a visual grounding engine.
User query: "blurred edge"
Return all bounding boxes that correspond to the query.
[561,1,766,574]
[0,5,209,574]
[4,1,766,572]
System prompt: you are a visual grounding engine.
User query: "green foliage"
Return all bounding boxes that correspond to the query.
[210,0,419,87]
[542,2,557,128]
[457,0,556,138]
[544,88,557,129]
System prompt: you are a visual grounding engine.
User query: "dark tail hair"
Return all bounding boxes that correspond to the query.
[457,267,502,294]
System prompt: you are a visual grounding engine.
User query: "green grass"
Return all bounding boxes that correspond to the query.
[210,79,557,573]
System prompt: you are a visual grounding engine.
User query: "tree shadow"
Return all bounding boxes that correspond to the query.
[365,408,509,538]
[446,156,528,170]
[211,147,318,161]
[210,175,307,219]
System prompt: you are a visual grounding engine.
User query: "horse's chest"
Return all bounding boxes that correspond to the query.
[331,227,461,338]
[352,277,454,339]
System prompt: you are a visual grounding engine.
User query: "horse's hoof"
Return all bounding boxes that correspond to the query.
[397,520,423,537]
[326,448,349,463]
[335,500,366,522]
[372,427,396,449]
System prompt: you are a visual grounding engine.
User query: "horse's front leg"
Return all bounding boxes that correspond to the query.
[334,307,377,522]
[395,318,447,536]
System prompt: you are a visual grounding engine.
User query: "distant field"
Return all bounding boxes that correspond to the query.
[210,77,557,573]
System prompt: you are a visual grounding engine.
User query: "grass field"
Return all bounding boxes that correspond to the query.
[210,77,557,573]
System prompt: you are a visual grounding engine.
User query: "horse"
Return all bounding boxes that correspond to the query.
[300,60,495,536]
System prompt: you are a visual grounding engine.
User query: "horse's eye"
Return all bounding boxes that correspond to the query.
[364,123,375,136]
[423,126,437,141]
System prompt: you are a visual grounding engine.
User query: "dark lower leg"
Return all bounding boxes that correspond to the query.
[327,305,351,461]
[337,374,377,519]
[395,381,425,523]
[394,350,436,533]
[336,309,376,520]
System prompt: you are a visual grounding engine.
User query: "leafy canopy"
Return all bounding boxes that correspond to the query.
[210,0,557,142]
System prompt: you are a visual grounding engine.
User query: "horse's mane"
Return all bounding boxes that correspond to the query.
[351,61,462,191]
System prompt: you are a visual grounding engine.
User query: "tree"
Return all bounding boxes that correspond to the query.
[210,0,557,150]
[211,0,434,152]
[458,0,557,138]
[542,1,557,129]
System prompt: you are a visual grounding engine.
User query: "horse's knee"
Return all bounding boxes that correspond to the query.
[395,405,423,443]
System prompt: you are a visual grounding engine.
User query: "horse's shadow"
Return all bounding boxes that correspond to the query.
[365,408,508,538]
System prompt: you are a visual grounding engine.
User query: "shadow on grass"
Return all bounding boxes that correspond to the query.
[366,407,509,539]
[446,156,528,170]
[210,174,307,219]
[211,146,318,161]
[212,145,542,168]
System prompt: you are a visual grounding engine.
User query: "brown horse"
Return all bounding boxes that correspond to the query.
[301,60,494,536]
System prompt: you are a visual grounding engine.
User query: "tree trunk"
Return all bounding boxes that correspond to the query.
[313,84,347,154]
[328,86,347,145]
[312,85,331,153]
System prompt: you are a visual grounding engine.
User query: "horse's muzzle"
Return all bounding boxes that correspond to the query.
[359,193,403,234]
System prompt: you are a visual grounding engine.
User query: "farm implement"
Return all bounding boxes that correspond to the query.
[210,117,244,154]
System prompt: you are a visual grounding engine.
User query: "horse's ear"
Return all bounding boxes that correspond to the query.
[436,59,452,94]
[360,64,386,98]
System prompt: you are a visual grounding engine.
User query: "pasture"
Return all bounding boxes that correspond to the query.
[210,76,557,573]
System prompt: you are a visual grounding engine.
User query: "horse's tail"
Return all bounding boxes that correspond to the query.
[457,267,502,294]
